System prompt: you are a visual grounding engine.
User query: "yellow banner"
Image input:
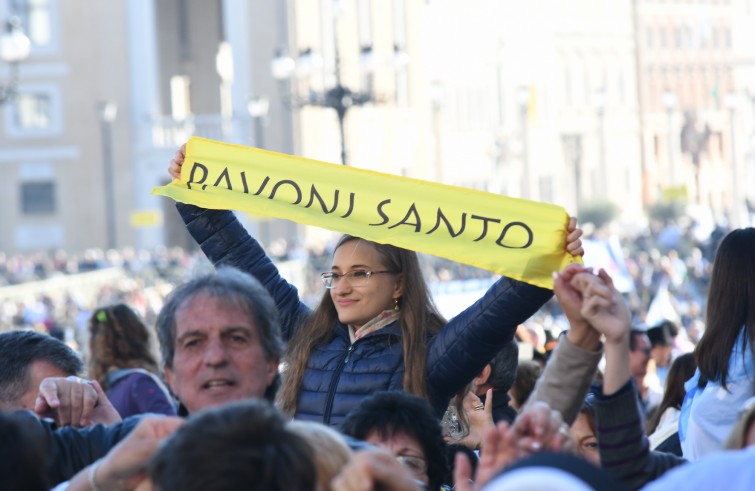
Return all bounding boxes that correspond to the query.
[152,137,578,289]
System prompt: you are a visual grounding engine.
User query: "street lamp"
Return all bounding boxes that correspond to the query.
[662,90,678,185]
[680,111,710,205]
[724,91,740,227]
[271,38,378,165]
[247,95,270,148]
[0,16,31,105]
[215,41,234,139]
[592,88,607,198]
[562,134,584,210]
[429,81,444,183]
[98,101,118,250]
[516,86,530,199]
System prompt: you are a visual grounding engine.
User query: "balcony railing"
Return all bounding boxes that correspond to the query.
[150,114,253,148]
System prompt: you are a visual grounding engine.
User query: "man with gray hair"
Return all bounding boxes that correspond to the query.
[155,266,283,414]
[11,267,286,487]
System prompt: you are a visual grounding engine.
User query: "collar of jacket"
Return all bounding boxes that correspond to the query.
[334,320,402,340]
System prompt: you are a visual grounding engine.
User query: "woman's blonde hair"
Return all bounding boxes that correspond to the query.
[287,420,352,491]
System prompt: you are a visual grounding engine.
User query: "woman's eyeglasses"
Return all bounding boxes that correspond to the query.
[395,454,427,476]
[320,270,397,289]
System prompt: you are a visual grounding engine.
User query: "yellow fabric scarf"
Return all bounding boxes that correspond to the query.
[153,137,580,289]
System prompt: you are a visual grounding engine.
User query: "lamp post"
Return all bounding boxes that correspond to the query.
[248,95,270,148]
[724,92,739,227]
[516,86,530,199]
[98,101,118,250]
[562,134,583,211]
[429,81,444,183]
[680,111,710,205]
[0,16,31,104]
[662,90,678,186]
[271,37,378,165]
[592,88,607,198]
[215,41,234,139]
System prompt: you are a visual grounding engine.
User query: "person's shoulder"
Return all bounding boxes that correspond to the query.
[5,410,52,433]
[642,448,755,491]
[111,369,163,388]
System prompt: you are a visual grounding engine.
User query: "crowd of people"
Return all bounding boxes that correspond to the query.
[0,144,753,490]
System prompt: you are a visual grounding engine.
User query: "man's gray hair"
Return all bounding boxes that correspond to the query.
[155,267,284,401]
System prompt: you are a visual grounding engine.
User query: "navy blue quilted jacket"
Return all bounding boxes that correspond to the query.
[177,203,553,427]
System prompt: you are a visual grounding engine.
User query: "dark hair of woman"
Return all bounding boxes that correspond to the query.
[277,235,446,415]
[694,228,755,389]
[646,353,697,435]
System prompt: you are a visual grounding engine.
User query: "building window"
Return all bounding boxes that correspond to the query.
[13,0,52,46]
[15,92,52,129]
[4,84,62,137]
[20,181,56,215]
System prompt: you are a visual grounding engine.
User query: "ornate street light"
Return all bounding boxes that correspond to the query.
[0,17,31,105]
[271,39,380,165]
[98,101,118,249]
[592,88,607,197]
[724,91,740,226]
[247,95,270,148]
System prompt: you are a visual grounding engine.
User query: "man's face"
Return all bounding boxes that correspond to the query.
[629,333,652,379]
[3,360,71,411]
[164,292,278,414]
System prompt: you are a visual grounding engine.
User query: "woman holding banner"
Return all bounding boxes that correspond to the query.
[168,144,584,427]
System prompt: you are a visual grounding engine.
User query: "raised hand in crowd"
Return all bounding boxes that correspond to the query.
[34,376,121,427]
[168,143,186,180]
[565,216,585,257]
[571,268,631,344]
[66,415,184,491]
[521,264,605,427]
[570,268,633,394]
[331,448,424,491]
[553,263,600,350]
[453,401,575,490]
[456,388,495,451]
[509,401,575,457]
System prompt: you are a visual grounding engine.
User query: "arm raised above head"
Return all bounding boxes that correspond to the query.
[522,264,603,425]
[175,202,310,340]
[426,217,585,410]
[426,275,553,410]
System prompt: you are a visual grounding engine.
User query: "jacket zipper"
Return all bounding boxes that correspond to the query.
[323,343,355,425]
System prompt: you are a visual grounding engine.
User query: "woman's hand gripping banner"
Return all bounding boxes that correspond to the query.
[153,137,580,289]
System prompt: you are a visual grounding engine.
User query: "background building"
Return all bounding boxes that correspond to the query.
[1,0,754,255]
